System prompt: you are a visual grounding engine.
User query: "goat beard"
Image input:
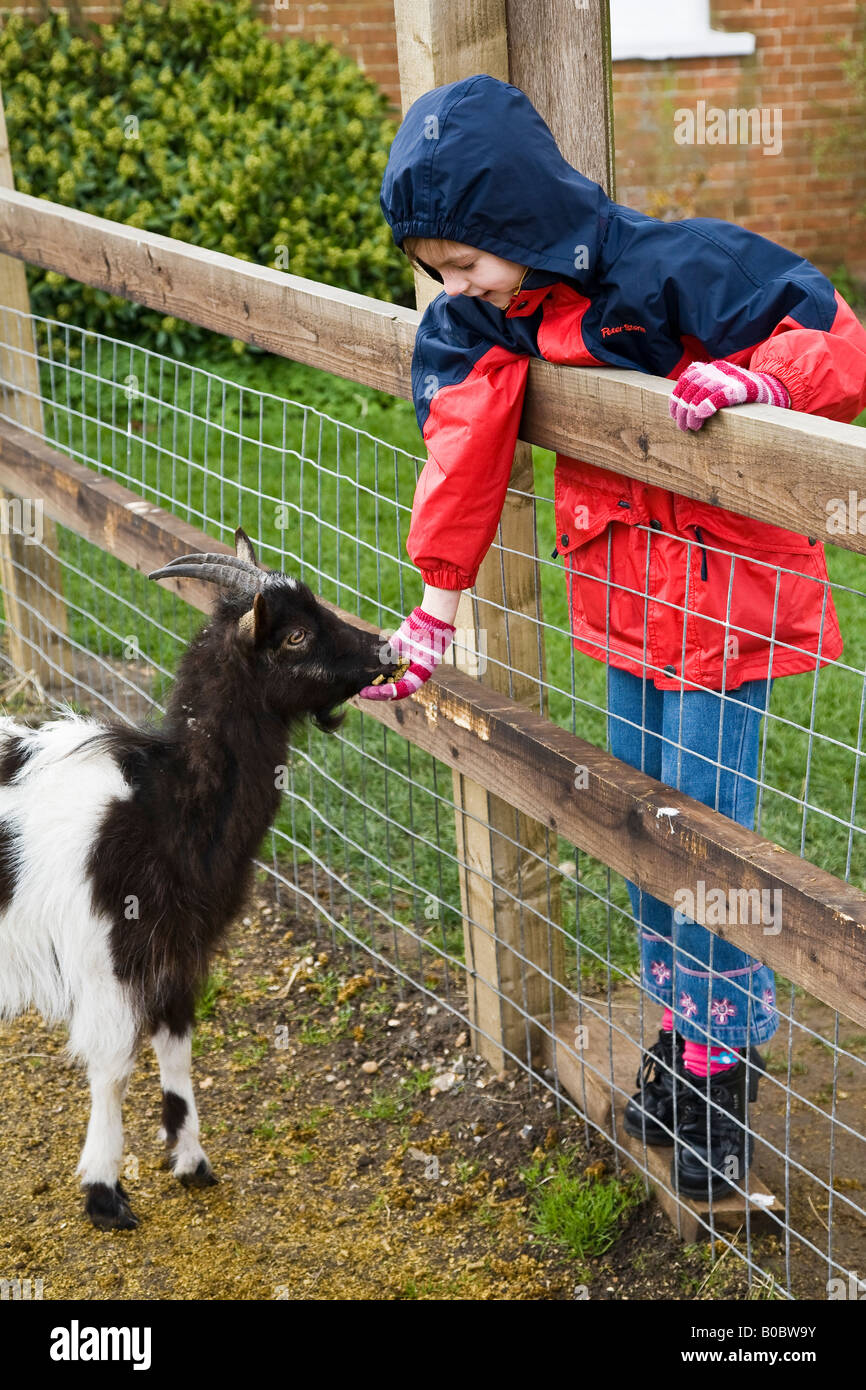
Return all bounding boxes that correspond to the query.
[311,705,346,734]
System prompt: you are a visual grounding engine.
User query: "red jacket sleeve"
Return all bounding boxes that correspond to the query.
[741,291,866,423]
[408,317,530,590]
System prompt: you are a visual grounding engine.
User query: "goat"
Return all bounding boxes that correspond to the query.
[0,528,396,1230]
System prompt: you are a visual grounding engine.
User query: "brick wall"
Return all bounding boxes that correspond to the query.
[3,2,865,279]
[263,1,400,100]
[613,1,866,277]
[257,2,866,277]
[1,1,404,96]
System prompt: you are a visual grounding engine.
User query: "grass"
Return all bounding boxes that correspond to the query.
[763,1055,808,1077]
[399,1066,435,1097]
[810,1083,837,1105]
[361,996,392,1018]
[195,964,229,1021]
[297,1017,332,1047]
[304,970,341,1005]
[400,1277,438,1299]
[681,1236,786,1299]
[357,1085,407,1122]
[17,324,866,990]
[455,1158,481,1184]
[521,1149,644,1261]
[234,1037,270,1069]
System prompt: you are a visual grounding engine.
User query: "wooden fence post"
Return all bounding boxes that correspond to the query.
[506,0,618,1078]
[506,1,617,194]
[0,81,67,692]
[393,1,575,1069]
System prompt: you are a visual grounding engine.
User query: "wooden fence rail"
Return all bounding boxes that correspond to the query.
[0,186,864,554]
[1,415,864,1033]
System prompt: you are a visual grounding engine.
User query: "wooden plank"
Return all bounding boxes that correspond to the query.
[0,185,417,401]
[0,420,863,1031]
[481,0,617,1048]
[379,674,866,1029]
[394,0,509,105]
[0,420,233,618]
[507,0,616,194]
[0,81,68,691]
[0,529,68,691]
[0,187,864,552]
[394,0,563,1069]
[519,359,866,556]
[396,0,509,1071]
[542,1008,782,1240]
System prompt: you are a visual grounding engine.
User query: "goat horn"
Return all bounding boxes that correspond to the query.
[147,561,262,594]
[155,551,264,577]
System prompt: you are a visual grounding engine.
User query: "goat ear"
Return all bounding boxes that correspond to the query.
[238,591,271,647]
[235,527,260,568]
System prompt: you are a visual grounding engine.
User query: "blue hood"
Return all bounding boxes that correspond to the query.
[379,74,611,289]
[382,72,838,393]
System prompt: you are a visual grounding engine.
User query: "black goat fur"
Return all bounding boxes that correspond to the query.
[79,530,392,1037]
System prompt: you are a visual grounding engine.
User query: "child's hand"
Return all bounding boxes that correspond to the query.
[670,360,790,431]
[359,607,456,701]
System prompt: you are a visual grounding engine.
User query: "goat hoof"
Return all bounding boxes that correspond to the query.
[84,1181,139,1231]
[179,1159,217,1190]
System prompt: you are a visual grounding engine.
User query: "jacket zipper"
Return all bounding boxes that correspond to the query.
[694,525,708,581]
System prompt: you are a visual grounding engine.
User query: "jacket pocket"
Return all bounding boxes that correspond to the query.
[553,466,637,555]
[687,546,839,672]
[673,495,818,554]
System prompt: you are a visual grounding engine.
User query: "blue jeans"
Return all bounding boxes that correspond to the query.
[606,667,778,1049]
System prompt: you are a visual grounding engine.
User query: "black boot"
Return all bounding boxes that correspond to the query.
[672,1049,765,1199]
[622,1028,685,1147]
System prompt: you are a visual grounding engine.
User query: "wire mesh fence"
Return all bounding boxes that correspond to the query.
[1,306,865,1300]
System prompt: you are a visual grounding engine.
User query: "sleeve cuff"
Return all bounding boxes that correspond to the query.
[419,565,475,590]
[751,356,809,413]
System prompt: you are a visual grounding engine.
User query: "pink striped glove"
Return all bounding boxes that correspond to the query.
[670,360,790,432]
[359,607,456,701]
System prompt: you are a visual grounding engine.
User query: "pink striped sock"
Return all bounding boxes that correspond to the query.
[660,1007,674,1032]
[682,1040,739,1077]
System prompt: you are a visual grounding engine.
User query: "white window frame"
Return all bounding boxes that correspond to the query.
[610,0,756,62]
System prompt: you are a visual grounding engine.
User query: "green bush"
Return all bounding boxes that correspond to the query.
[0,0,414,357]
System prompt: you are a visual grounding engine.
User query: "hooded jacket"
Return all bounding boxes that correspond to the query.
[379,74,866,690]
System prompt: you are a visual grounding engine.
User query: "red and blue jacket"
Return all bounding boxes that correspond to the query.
[380,75,866,690]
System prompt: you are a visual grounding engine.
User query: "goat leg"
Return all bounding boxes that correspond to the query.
[76,1056,138,1231]
[152,1025,217,1188]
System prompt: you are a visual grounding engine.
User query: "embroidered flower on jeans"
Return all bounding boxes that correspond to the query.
[762,987,776,1015]
[679,993,698,1019]
[650,961,671,985]
[711,998,737,1024]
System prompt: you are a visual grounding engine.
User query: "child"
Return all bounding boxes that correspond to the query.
[361,74,866,1198]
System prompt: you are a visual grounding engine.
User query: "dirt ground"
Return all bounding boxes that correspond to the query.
[3,860,860,1302]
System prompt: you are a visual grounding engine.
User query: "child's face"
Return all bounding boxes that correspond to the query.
[412,242,527,309]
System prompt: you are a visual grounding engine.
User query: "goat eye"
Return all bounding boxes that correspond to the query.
[282,629,306,648]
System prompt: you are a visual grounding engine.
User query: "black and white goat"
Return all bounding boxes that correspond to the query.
[0,528,395,1230]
